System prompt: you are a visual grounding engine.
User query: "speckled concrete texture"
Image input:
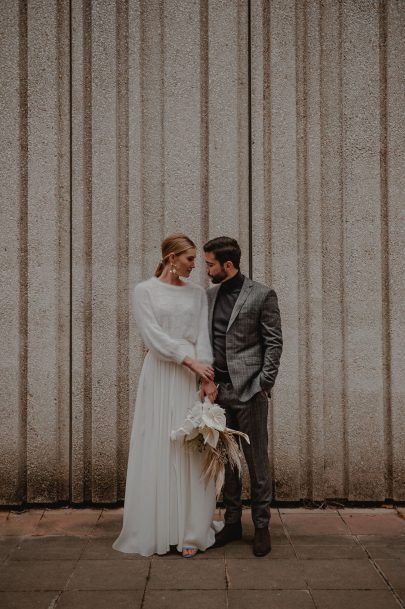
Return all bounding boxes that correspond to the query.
[0,0,404,505]
[0,0,71,505]
[251,0,302,502]
[0,0,24,506]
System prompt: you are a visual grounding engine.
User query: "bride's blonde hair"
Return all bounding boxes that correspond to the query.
[155,234,197,278]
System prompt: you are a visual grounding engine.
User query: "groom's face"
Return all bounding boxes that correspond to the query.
[204,252,228,284]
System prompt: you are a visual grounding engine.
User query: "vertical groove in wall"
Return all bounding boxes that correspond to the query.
[387,0,405,501]
[126,0,143,493]
[262,0,271,285]
[319,0,326,495]
[237,0,249,261]
[18,0,28,504]
[341,0,385,500]
[303,1,312,500]
[56,0,71,502]
[69,0,73,503]
[339,0,349,499]
[247,0,252,278]
[379,0,392,499]
[262,0,274,475]
[295,0,312,498]
[83,0,93,502]
[139,0,146,278]
[159,0,166,235]
[90,0,119,502]
[200,0,209,250]
[319,0,345,498]
[116,0,130,499]
[139,0,164,278]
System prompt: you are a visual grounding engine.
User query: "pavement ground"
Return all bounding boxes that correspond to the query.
[1,506,405,609]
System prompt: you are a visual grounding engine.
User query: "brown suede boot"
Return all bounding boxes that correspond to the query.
[253,527,271,556]
[213,521,242,547]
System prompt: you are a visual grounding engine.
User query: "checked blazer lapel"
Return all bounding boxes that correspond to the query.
[226,276,253,332]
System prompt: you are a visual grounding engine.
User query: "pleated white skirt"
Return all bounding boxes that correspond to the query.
[112,348,222,556]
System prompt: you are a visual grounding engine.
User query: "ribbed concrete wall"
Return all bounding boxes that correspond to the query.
[0,0,404,505]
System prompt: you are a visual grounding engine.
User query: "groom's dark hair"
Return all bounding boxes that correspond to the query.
[203,236,241,269]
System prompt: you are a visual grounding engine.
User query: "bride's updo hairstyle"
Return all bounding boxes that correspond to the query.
[155,234,196,278]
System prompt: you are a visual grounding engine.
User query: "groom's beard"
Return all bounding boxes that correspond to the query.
[209,269,228,284]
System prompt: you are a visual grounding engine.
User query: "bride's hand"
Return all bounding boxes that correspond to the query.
[193,360,215,382]
[183,357,214,382]
[200,379,218,403]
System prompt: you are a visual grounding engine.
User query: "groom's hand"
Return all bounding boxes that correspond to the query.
[199,379,218,403]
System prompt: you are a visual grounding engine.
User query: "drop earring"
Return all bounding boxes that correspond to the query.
[170,263,178,276]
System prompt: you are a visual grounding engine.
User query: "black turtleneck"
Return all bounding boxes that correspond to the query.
[212,271,245,378]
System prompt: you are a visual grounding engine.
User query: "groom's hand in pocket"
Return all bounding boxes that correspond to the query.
[199,379,218,403]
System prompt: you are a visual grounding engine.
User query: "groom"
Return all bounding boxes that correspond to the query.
[200,236,282,557]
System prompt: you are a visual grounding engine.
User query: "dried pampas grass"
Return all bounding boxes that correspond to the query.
[187,428,249,498]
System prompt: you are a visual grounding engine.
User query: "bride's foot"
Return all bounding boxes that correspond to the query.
[182,546,198,558]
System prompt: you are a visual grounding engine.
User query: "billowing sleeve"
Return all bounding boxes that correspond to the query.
[132,284,190,364]
[195,288,214,364]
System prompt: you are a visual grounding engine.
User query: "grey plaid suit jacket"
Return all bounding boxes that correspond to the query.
[207,276,283,402]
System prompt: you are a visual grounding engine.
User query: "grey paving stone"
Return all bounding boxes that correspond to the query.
[375,559,405,589]
[228,589,316,608]
[226,559,307,589]
[148,558,226,589]
[0,510,44,537]
[356,536,405,559]
[35,509,100,537]
[66,559,150,590]
[82,536,148,560]
[0,539,21,562]
[0,560,76,591]
[91,518,122,537]
[143,589,227,609]
[357,534,405,544]
[302,559,388,589]
[295,545,366,559]
[396,589,405,603]
[362,543,405,559]
[340,513,405,535]
[225,541,296,559]
[267,531,290,545]
[281,514,350,536]
[0,591,58,609]
[338,509,396,514]
[290,535,357,546]
[311,589,400,609]
[9,536,87,561]
[56,590,143,609]
[280,508,338,513]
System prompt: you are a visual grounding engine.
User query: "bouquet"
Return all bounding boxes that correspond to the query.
[170,396,250,497]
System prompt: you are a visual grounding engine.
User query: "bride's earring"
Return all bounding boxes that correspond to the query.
[170,263,178,276]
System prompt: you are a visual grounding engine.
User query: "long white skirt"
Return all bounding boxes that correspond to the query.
[112,349,222,556]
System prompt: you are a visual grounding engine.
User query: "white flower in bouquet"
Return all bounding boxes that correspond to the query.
[170,406,200,441]
[201,404,226,433]
[188,402,204,425]
[200,426,219,448]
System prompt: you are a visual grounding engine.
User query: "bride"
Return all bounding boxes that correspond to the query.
[112,234,222,557]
